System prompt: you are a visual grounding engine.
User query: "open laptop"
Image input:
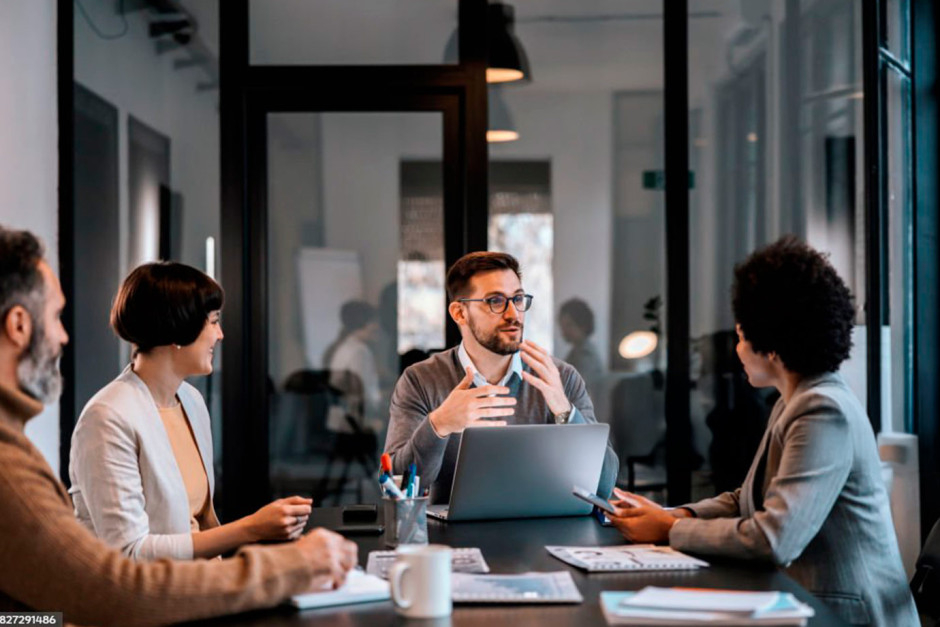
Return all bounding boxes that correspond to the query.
[427,423,610,522]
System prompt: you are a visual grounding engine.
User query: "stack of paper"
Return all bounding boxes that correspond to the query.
[600,587,815,625]
[289,570,390,610]
[547,545,709,572]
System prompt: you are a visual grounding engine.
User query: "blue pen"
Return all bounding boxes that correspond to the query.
[379,472,405,499]
[400,465,413,498]
[405,463,417,497]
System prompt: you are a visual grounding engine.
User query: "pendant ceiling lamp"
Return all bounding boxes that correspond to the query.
[442,2,531,84]
[486,2,531,84]
[487,86,518,143]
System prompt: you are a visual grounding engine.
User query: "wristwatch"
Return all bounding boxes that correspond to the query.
[553,405,573,424]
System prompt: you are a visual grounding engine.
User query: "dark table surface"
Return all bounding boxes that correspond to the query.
[194,507,848,626]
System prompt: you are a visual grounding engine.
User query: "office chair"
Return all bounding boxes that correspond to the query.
[280,369,378,504]
[609,374,667,493]
[912,517,940,620]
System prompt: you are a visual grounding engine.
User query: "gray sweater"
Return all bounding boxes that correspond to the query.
[384,347,619,504]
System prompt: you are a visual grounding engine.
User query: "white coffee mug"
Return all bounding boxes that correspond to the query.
[388,544,452,618]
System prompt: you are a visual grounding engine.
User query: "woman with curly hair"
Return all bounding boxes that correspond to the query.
[607,237,917,626]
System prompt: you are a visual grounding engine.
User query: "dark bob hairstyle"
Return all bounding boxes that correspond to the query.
[111,262,224,353]
[732,236,855,376]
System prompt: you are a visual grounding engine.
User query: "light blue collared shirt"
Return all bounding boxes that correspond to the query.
[455,342,581,424]
[456,342,522,387]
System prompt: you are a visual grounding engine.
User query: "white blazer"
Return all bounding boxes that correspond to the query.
[68,365,218,560]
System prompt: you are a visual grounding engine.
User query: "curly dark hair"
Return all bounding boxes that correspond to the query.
[732,236,855,376]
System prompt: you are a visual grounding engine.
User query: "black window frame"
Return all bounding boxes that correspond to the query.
[219,0,489,518]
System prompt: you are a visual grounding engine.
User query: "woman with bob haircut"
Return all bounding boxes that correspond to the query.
[69,262,313,560]
[606,237,917,626]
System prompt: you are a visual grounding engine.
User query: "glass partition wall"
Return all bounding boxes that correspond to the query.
[66,0,223,486]
[487,3,667,497]
[267,112,445,504]
[209,0,919,517]
[687,0,870,499]
[59,0,927,529]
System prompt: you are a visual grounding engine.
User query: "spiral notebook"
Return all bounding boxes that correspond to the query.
[546,545,709,572]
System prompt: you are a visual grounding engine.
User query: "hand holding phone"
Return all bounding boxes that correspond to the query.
[572,486,617,515]
[610,487,645,509]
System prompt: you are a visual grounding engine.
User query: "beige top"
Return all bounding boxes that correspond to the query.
[0,379,317,626]
[158,403,212,532]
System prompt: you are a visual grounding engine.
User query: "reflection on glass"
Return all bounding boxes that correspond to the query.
[689,0,867,500]
[885,70,913,432]
[489,213,553,351]
[487,4,667,497]
[73,0,223,499]
[885,0,911,65]
[398,260,446,353]
[267,112,443,505]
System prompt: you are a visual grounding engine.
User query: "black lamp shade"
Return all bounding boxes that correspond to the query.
[487,3,531,83]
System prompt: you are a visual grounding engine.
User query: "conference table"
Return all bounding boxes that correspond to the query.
[197,507,848,626]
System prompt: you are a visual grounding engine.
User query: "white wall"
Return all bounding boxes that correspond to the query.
[266,112,443,384]
[0,2,60,474]
[268,114,323,385]
[74,0,220,281]
[492,90,616,366]
[320,113,442,305]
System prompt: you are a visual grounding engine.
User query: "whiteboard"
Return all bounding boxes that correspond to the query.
[296,248,363,369]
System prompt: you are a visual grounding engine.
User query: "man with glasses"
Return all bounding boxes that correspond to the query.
[384,252,618,503]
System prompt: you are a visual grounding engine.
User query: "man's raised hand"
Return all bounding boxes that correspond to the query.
[428,366,515,437]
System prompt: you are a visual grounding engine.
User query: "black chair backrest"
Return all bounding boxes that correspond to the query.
[912,517,940,618]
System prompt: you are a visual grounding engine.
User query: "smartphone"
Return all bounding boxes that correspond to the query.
[572,485,616,515]
[342,504,378,523]
[334,523,385,536]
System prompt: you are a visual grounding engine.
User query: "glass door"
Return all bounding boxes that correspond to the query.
[265,111,447,505]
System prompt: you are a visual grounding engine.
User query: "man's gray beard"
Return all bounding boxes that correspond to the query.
[468,316,523,356]
[17,318,63,404]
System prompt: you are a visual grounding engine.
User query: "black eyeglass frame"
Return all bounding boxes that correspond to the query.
[458,293,534,314]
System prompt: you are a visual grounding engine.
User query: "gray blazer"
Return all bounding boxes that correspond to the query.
[669,373,917,626]
[68,366,218,560]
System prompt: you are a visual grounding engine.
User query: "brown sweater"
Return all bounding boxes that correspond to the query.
[0,382,315,626]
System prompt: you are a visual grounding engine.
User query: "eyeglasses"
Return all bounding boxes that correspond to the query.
[458,293,534,314]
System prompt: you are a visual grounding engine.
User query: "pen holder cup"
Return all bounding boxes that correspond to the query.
[383,496,429,548]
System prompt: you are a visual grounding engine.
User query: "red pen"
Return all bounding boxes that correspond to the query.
[380,452,392,474]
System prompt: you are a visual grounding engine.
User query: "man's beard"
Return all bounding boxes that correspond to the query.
[468,315,523,356]
[17,317,63,404]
